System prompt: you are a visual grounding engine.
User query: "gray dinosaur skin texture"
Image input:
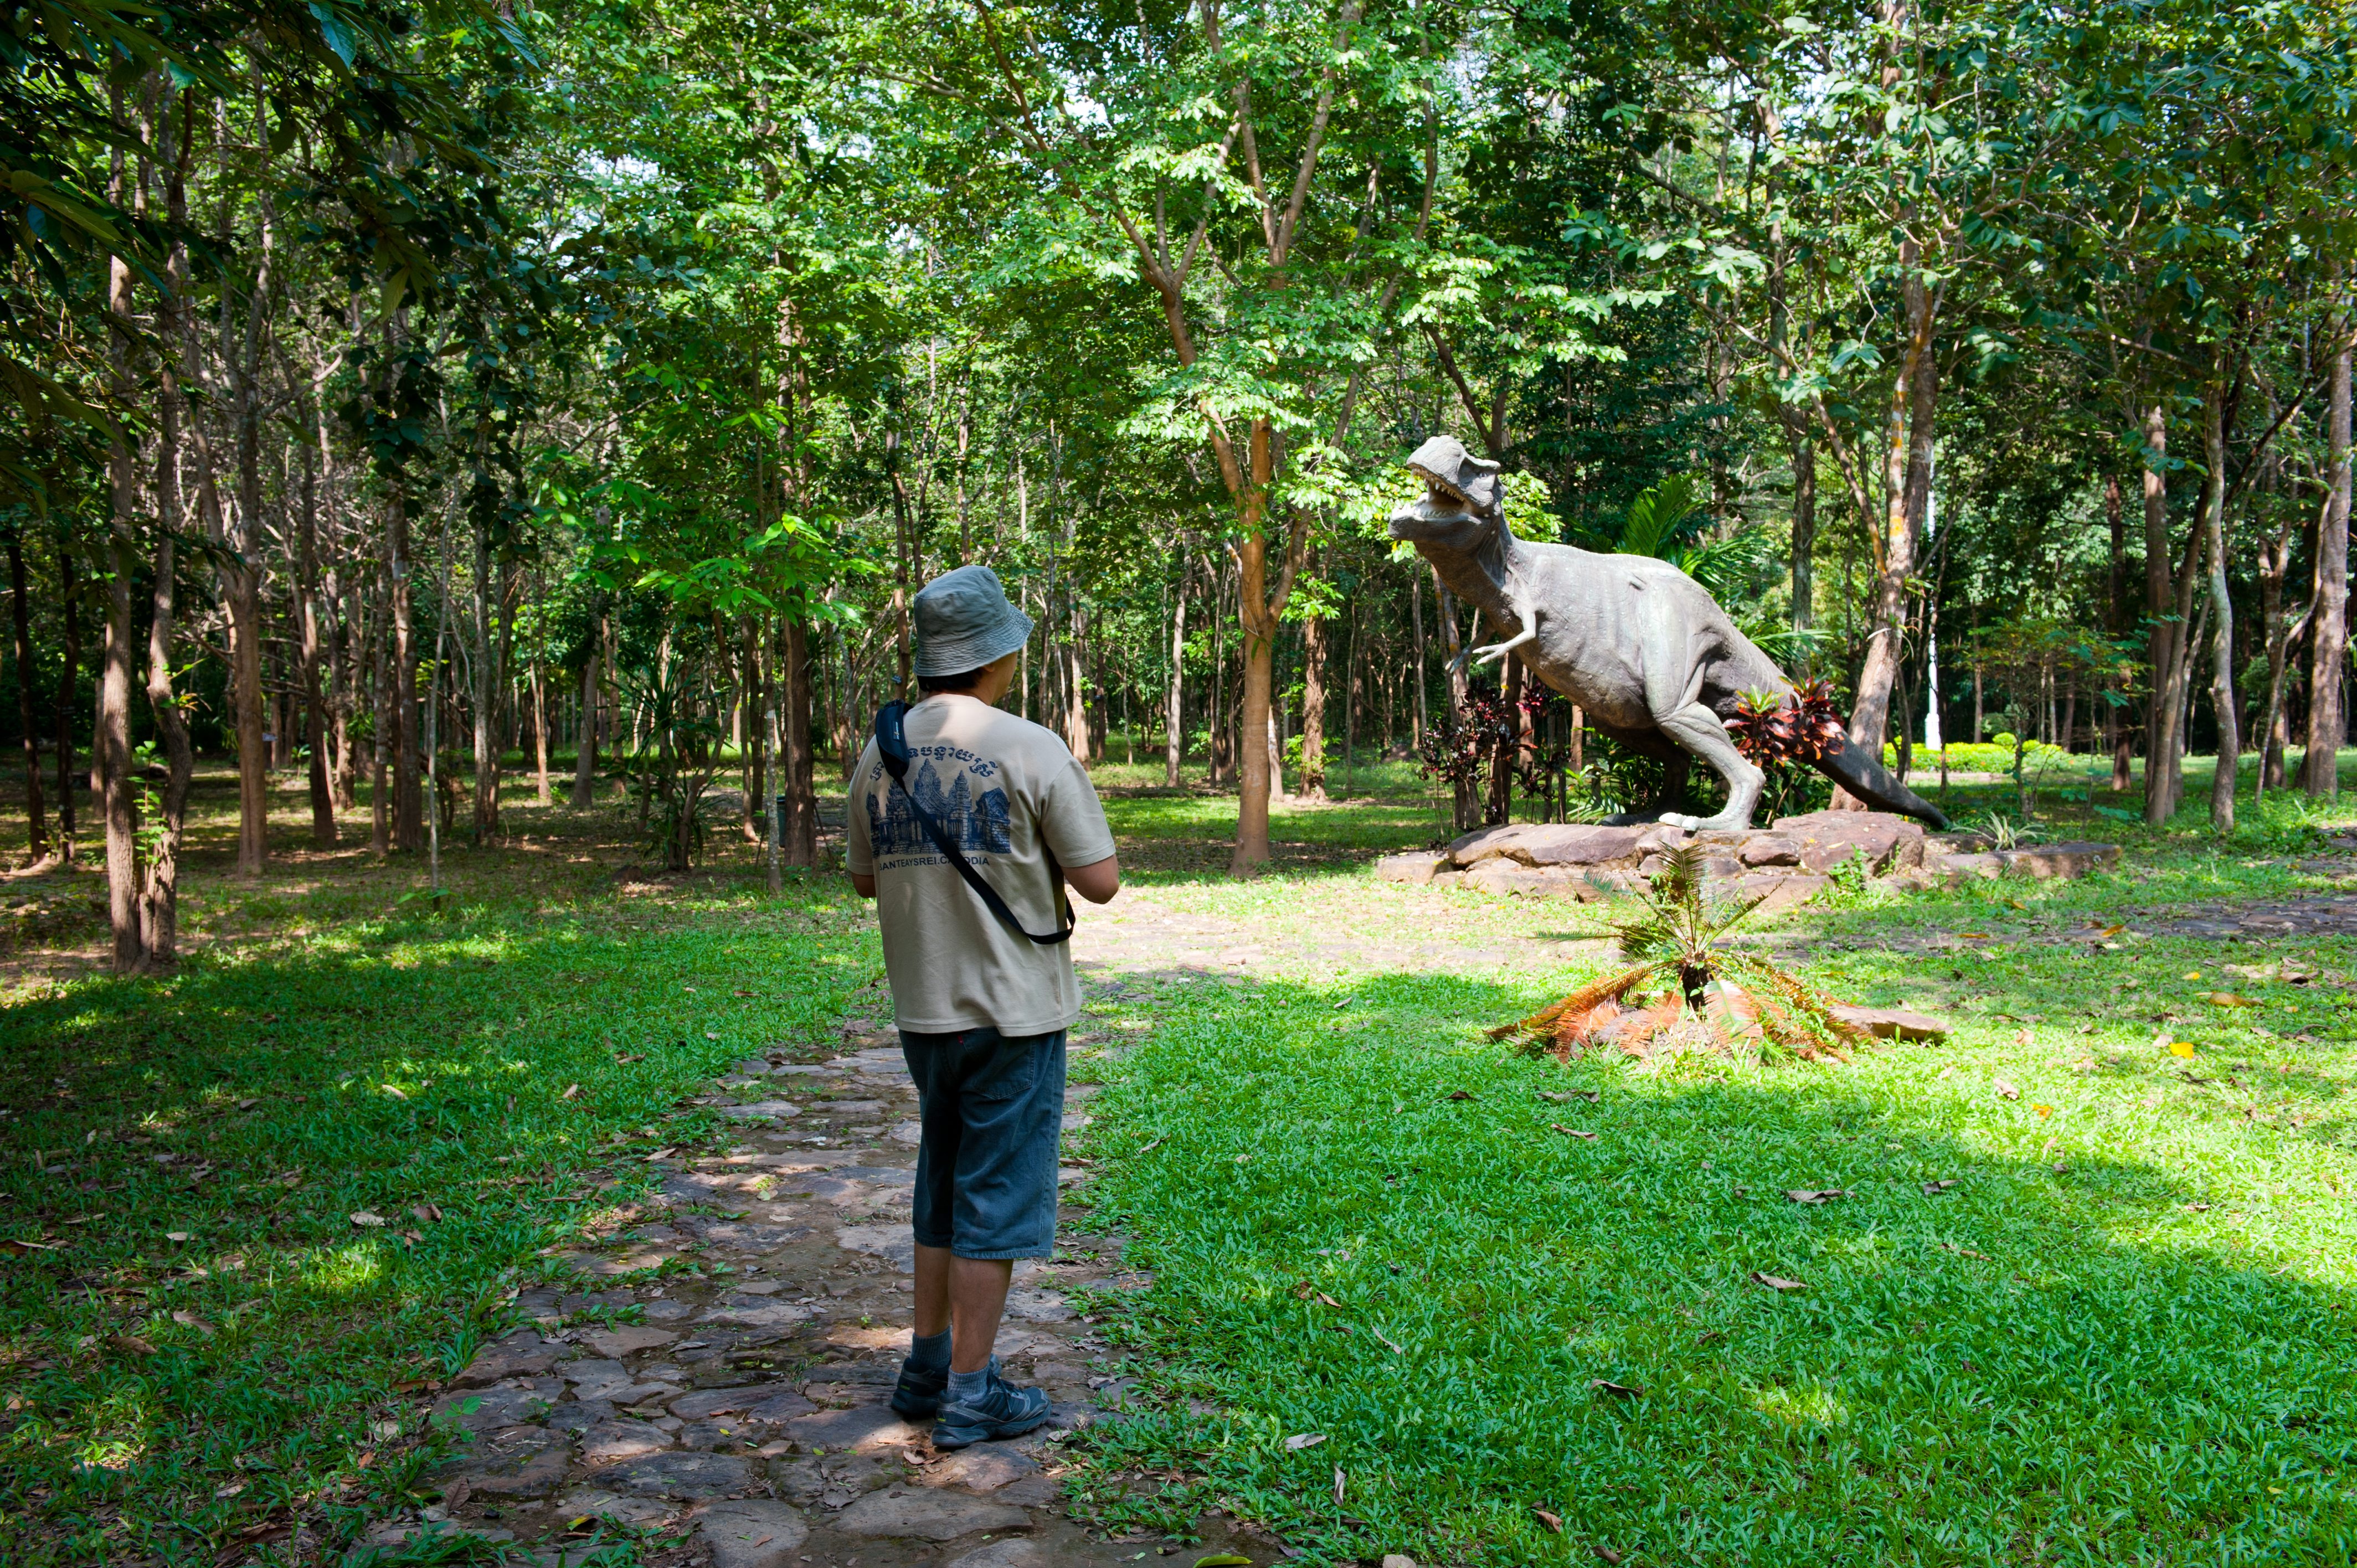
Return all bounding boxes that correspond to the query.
[1389,434,1948,832]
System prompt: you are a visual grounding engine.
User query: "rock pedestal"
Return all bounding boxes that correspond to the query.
[1375,812,2120,906]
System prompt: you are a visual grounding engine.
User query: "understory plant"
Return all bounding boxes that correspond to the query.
[1490,845,1866,1062]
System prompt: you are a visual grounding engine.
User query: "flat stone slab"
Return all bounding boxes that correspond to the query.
[451,1332,559,1388]
[667,1384,806,1421]
[923,1446,1041,1493]
[835,1487,1031,1540]
[716,1101,804,1121]
[1769,809,1926,873]
[605,1450,753,1498]
[552,1488,670,1527]
[697,1499,809,1568]
[434,1378,561,1432]
[834,1224,917,1270]
[945,1541,1045,1568]
[581,1325,677,1358]
[1375,851,1448,884]
[784,1402,928,1452]
[580,1420,674,1466]
[440,1426,569,1498]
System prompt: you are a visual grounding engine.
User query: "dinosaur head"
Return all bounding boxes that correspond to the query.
[1388,435,1504,550]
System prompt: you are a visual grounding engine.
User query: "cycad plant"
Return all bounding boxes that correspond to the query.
[1489,845,1866,1063]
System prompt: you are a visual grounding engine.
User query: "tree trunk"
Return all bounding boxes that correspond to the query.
[531,644,553,806]
[574,592,604,805]
[101,239,142,971]
[1842,240,1937,795]
[1433,567,1476,832]
[471,505,501,840]
[1299,563,1329,802]
[1231,524,1277,874]
[294,417,336,847]
[370,580,389,855]
[7,534,47,862]
[2106,472,2134,791]
[782,616,817,866]
[1789,426,1816,650]
[740,619,764,843]
[2204,384,2239,832]
[1165,546,1187,786]
[52,533,79,860]
[389,483,421,850]
[139,518,193,964]
[2143,404,2190,823]
[2305,295,2351,797]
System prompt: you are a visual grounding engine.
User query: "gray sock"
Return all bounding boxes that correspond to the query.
[908,1329,951,1372]
[946,1361,993,1401]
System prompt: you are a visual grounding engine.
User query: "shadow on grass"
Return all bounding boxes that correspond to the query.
[0,896,873,1565]
[1069,966,2357,1567]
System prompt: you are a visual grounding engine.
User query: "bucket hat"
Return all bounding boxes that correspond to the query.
[912,564,1034,677]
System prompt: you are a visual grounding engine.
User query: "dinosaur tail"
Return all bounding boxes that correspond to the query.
[1811,738,1950,830]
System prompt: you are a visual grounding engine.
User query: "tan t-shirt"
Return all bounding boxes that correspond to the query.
[846,695,1116,1035]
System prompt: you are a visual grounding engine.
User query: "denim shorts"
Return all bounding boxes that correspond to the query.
[899,1025,1067,1260]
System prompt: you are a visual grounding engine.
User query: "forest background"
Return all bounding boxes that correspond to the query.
[6,0,2355,973]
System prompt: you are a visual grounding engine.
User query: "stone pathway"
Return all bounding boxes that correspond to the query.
[363,898,1346,1568]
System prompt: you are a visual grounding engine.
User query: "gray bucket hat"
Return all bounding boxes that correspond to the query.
[912,564,1034,677]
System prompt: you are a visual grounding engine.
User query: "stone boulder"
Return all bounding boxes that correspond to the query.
[1374,851,1449,885]
[1999,841,2122,879]
[1461,859,1613,901]
[1769,809,1926,874]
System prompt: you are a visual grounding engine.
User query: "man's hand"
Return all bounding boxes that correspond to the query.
[1062,854,1119,905]
[850,871,876,899]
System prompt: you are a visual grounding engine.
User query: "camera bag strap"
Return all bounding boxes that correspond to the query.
[872,700,1074,946]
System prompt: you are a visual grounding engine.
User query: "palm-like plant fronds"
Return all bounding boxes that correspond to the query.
[1494,844,1865,1065]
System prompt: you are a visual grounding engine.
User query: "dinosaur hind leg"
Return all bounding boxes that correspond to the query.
[1653,702,1766,832]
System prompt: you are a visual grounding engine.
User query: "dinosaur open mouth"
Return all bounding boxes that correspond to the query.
[1407,466,1473,514]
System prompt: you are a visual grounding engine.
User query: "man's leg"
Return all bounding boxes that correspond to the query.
[913,1244,1016,1371]
[893,1029,965,1420]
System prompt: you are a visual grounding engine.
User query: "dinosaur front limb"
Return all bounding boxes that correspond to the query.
[1468,627,1536,667]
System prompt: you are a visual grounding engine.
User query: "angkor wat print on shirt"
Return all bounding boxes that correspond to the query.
[867,744,1014,860]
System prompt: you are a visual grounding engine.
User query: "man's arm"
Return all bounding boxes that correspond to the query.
[1062,854,1119,904]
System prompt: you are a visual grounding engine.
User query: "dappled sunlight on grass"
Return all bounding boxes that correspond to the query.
[1067,955,2357,1565]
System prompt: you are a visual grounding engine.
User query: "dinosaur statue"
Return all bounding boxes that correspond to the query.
[1389,435,1948,832]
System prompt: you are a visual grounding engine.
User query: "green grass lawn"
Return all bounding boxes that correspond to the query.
[1062,791,2357,1567]
[0,750,2351,1565]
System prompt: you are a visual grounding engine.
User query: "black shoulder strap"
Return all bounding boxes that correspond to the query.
[873,700,1075,946]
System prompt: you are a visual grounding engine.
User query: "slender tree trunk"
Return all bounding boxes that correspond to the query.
[7,534,47,862]
[370,577,390,856]
[1842,244,1937,798]
[294,419,336,847]
[1299,554,1329,803]
[574,592,604,805]
[783,616,816,866]
[471,504,500,840]
[531,645,552,806]
[2204,384,2239,832]
[52,535,79,860]
[2143,404,2188,822]
[139,517,193,964]
[1231,510,1278,873]
[2305,296,2351,796]
[1166,545,1188,787]
[2106,472,2134,791]
[101,230,142,971]
[1789,427,1817,653]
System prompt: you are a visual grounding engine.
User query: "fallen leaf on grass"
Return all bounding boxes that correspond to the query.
[349,1211,386,1228]
[2169,1040,2197,1058]
[2185,1202,2212,1213]
[400,1229,424,1245]
[412,1204,442,1224]
[1551,1124,1598,1140]
[2199,992,2259,1008]
[1371,1327,1404,1354]
[1786,1188,1849,1205]
[1445,1090,1474,1101]
[164,1231,192,1243]
[171,1311,216,1336]
[1192,1557,1252,1567]
[1922,1179,1958,1194]
[1334,1466,1345,1505]
[1591,1379,1641,1398]
[614,1053,645,1064]
[643,1147,676,1162]
[235,1098,259,1111]
[1939,1241,1991,1260]
[1994,1079,2020,1100]
[1595,1550,1623,1566]
[1284,1432,1327,1450]
[1751,1272,1806,1292]
[1695,1328,1725,1345]
[214,1482,244,1500]
[379,1084,408,1100]
[560,1084,583,1101]
[1532,1508,1563,1533]
[109,1333,156,1357]
[2181,971,2202,981]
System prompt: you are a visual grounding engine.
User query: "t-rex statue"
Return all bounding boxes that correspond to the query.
[1388,434,1948,832]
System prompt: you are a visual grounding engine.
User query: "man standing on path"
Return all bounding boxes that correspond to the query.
[846,564,1121,1449]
